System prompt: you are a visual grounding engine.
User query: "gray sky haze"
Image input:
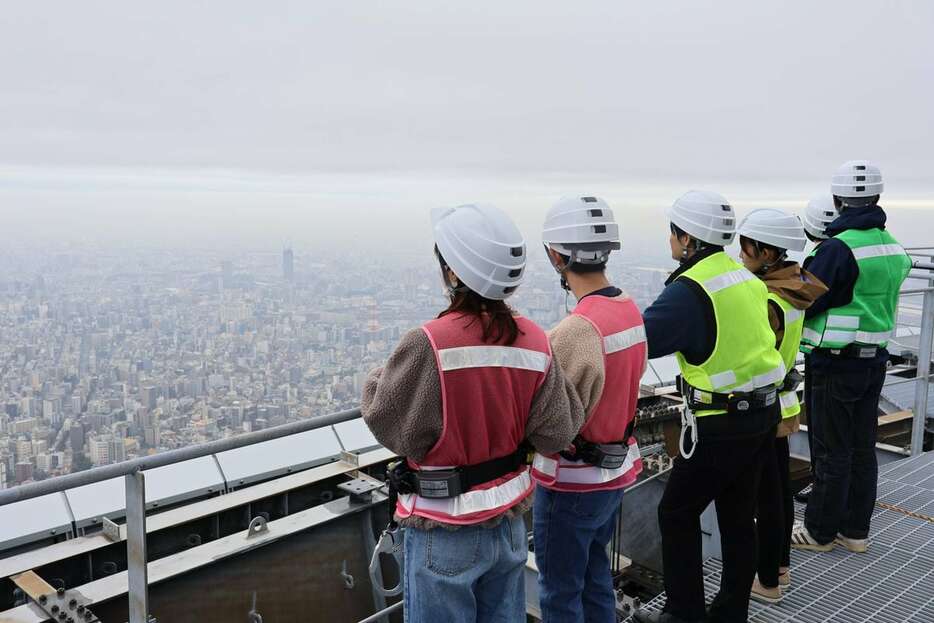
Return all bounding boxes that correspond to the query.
[1,1,932,249]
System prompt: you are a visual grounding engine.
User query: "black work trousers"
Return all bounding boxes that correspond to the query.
[755,435,793,587]
[804,362,886,543]
[659,405,778,623]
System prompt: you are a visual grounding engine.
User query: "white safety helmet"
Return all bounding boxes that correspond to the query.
[831,160,883,199]
[737,208,807,252]
[431,203,526,300]
[802,195,837,240]
[542,195,621,264]
[668,190,736,246]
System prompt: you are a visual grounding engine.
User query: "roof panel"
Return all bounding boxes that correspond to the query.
[66,456,225,527]
[333,420,381,452]
[0,493,72,550]
[215,426,342,487]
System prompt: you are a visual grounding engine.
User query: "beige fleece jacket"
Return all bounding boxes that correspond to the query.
[761,262,828,437]
[548,293,648,420]
[361,327,585,530]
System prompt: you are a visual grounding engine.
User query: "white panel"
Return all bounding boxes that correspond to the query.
[215,426,342,487]
[0,493,72,549]
[67,456,225,526]
[333,419,381,452]
[649,356,681,386]
[640,365,661,386]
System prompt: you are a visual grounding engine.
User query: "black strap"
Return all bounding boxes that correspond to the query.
[819,344,881,359]
[386,447,529,505]
[678,376,778,412]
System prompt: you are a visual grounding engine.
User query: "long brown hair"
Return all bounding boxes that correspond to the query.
[439,289,522,345]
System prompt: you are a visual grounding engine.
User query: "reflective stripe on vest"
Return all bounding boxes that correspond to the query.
[396,470,533,525]
[532,440,642,489]
[531,294,647,492]
[674,252,786,417]
[404,313,549,525]
[802,229,911,351]
[769,292,805,419]
[438,345,550,373]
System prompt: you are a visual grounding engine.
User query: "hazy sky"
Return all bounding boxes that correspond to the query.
[2,1,932,250]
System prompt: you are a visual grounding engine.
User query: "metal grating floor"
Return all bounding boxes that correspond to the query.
[625,452,934,623]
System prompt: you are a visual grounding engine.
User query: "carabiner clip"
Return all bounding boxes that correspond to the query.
[369,527,405,597]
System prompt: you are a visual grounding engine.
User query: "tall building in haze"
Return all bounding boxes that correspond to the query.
[282,247,295,282]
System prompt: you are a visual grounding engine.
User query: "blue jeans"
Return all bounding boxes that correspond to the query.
[533,487,624,623]
[805,363,885,544]
[403,515,528,623]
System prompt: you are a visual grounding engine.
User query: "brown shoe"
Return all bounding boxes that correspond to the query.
[750,577,782,604]
[778,567,791,587]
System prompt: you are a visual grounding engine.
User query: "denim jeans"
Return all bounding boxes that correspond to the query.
[403,515,528,623]
[533,487,624,623]
[804,363,885,544]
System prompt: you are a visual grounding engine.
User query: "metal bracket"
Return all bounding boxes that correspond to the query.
[102,517,121,543]
[246,516,269,540]
[35,587,102,623]
[339,451,360,467]
[11,571,102,623]
[337,478,381,503]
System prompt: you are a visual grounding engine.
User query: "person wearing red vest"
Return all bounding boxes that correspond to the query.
[362,204,585,623]
[531,196,647,623]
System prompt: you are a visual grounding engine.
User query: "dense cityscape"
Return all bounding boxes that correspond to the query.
[0,245,669,489]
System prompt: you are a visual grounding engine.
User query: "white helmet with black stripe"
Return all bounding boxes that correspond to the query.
[431,203,526,300]
[668,190,736,246]
[542,195,621,265]
[831,160,883,200]
[802,195,837,240]
[737,208,807,252]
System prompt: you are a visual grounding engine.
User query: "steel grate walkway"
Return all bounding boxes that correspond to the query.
[625,452,934,623]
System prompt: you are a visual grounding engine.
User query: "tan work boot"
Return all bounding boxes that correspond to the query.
[750,576,782,604]
[778,567,791,587]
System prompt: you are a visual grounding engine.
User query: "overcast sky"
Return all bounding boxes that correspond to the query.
[1,1,932,250]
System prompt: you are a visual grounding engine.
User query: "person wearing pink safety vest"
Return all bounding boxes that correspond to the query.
[362,204,584,623]
[531,196,647,623]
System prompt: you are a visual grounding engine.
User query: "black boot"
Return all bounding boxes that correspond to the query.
[632,610,704,623]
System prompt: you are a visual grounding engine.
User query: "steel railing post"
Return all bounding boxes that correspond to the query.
[911,286,934,455]
[126,470,149,623]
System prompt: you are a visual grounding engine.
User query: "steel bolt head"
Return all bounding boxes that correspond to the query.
[51,605,60,613]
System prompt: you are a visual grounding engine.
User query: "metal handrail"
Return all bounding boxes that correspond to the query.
[0,407,362,507]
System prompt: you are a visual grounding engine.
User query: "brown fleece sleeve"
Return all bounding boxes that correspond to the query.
[361,328,442,463]
[548,315,606,418]
[524,358,586,455]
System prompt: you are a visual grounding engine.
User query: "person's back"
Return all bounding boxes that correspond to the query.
[635,191,782,623]
[791,161,912,554]
[735,208,827,604]
[362,203,584,623]
[531,196,647,623]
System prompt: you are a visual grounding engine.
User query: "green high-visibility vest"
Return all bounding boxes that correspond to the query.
[675,252,786,417]
[768,293,804,419]
[800,228,911,353]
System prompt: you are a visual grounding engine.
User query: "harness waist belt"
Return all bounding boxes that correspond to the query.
[820,344,882,359]
[389,448,528,500]
[559,418,636,470]
[679,376,778,415]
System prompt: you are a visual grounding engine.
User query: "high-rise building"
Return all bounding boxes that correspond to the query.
[89,437,112,466]
[282,247,294,282]
[221,260,233,289]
